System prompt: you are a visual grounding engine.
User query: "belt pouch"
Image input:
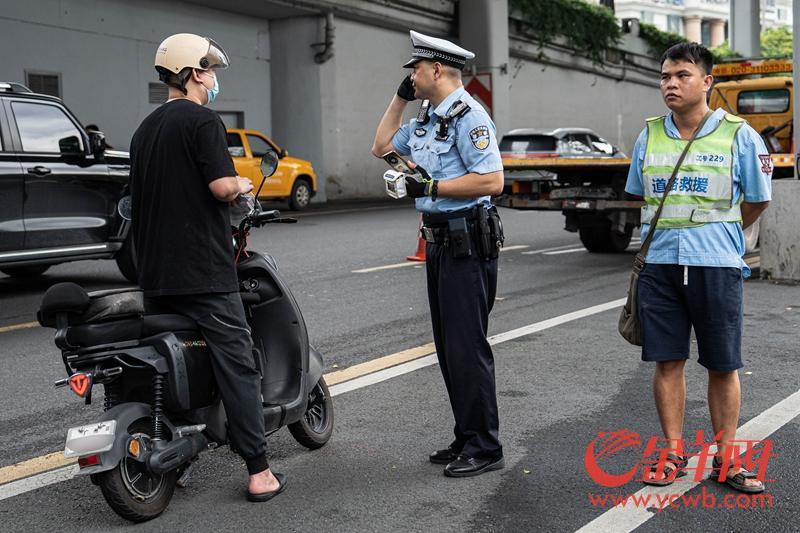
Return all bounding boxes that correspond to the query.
[476,207,493,259]
[447,218,472,258]
[487,210,504,259]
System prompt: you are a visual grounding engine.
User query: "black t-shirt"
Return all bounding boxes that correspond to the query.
[130,99,238,296]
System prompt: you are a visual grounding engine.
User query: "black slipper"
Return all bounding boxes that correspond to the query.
[246,472,287,502]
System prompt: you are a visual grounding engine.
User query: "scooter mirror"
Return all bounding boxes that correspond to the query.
[260,149,279,178]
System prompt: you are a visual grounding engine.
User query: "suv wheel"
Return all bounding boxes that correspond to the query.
[1,265,50,278]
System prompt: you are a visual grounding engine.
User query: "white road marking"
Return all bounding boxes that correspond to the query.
[352,245,530,273]
[0,296,625,500]
[0,465,77,501]
[524,238,642,257]
[352,262,423,274]
[575,388,800,533]
[521,244,583,255]
[543,248,586,256]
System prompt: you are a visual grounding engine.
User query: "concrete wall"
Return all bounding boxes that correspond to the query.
[506,27,664,155]
[761,180,800,281]
[0,0,270,149]
[330,18,414,200]
[270,16,415,202]
[506,56,663,155]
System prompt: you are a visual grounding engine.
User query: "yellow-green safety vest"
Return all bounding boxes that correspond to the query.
[642,113,744,228]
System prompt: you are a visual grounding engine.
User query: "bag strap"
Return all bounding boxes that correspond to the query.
[636,111,714,264]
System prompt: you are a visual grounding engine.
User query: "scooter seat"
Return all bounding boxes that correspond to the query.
[38,283,143,328]
[65,318,143,347]
[64,314,199,347]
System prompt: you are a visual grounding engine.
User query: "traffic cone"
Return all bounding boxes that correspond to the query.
[406,217,426,262]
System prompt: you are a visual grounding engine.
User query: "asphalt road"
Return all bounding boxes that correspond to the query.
[0,203,798,532]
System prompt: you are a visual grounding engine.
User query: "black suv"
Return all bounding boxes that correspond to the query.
[0,82,134,281]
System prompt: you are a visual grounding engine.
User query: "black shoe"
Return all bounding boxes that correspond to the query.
[429,447,461,465]
[444,455,505,478]
[246,472,287,502]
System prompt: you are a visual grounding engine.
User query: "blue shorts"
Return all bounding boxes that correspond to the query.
[637,264,744,371]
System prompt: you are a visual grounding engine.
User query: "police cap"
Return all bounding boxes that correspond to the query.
[403,30,475,70]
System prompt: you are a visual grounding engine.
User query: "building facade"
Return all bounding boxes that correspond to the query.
[599,0,792,47]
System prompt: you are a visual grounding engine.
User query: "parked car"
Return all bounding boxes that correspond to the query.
[226,129,317,210]
[0,82,133,280]
[499,128,626,159]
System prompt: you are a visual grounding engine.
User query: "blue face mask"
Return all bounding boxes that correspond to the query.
[203,72,220,104]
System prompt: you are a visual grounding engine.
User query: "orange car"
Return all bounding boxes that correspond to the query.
[226,129,317,210]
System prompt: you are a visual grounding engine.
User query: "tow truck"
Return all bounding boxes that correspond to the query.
[497,58,794,253]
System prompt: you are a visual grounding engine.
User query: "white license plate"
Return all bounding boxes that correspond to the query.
[64,421,116,458]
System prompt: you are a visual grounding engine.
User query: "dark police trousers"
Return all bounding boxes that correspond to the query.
[426,242,502,460]
[150,292,269,475]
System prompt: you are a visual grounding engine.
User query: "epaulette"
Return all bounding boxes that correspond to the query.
[447,100,471,120]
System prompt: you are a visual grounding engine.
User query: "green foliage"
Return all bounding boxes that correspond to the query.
[511,0,622,63]
[710,41,742,61]
[638,22,686,57]
[713,27,791,62]
[761,26,793,58]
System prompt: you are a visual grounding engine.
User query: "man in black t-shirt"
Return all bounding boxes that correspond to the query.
[130,33,285,502]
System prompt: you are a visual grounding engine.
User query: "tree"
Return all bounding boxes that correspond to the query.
[761,26,792,58]
[712,26,793,59]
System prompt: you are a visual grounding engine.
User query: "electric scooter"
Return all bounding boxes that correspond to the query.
[38,150,332,522]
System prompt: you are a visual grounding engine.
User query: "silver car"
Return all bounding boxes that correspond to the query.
[499,128,626,159]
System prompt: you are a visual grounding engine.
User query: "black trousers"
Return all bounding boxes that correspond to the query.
[150,292,269,475]
[426,242,502,460]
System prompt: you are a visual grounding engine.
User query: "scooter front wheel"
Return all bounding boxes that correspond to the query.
[97,418,177,523]
[288,377,334,449]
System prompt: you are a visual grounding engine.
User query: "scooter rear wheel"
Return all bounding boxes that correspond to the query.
[288,377,334,449]
[97,418,177,523]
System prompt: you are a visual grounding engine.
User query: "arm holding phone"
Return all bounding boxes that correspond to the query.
[371,76,415,158]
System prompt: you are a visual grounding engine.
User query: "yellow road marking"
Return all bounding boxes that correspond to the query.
[0,341,439,486]
[0,452,74,486]
[0,321,39,334]
[325,343,435,386]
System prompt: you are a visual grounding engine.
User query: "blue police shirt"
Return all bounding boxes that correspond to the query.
[391,86,503,214]
[625,108,772,277]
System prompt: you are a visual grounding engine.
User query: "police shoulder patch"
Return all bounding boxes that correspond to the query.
[469,125,490,151]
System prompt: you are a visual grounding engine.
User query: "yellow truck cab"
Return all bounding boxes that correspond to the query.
[710,58,794,177]
[226,129,317,210]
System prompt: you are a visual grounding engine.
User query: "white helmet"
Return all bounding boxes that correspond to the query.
[154,33,229,91]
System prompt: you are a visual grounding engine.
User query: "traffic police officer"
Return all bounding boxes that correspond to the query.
[372,31,505,477]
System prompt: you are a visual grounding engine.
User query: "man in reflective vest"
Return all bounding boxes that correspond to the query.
[625,42,771,493]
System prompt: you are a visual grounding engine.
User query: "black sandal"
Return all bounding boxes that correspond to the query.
[643,453,688,486]
[708,457,765,494]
